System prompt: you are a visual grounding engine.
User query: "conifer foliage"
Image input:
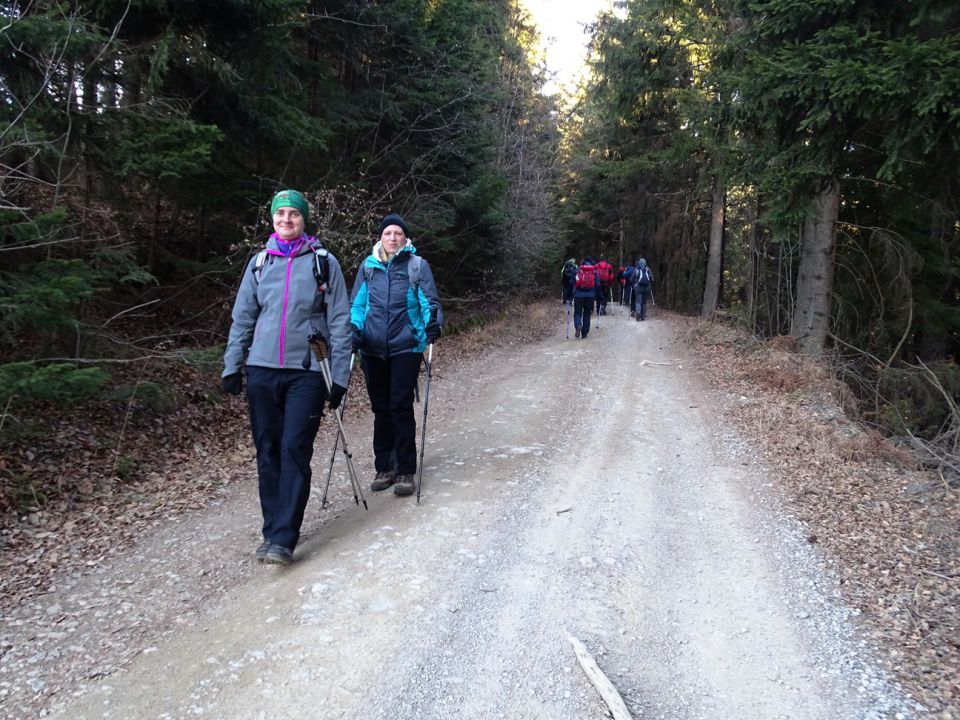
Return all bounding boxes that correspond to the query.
[0,0,560,409]
[560,0,960,438]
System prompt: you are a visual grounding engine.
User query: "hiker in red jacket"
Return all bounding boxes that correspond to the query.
[573,257,602,338]
[595,257,614,315]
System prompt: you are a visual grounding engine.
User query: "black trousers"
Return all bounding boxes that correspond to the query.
[361,352,423,475]
[636,286,650,319]
[246,366,327,550]
[574,297,594,337]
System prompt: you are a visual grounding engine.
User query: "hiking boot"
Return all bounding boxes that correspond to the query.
[575,327,581,338]
[393,473,416,496]
[264,545,294,565]
[255,540,271,562]
[370,471,396,491]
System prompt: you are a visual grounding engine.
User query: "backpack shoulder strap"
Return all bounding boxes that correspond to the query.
[407,254,422,293]
[311,244,330,292]
[252,249,268,283]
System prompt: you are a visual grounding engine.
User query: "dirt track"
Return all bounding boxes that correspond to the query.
[2,304,918,719]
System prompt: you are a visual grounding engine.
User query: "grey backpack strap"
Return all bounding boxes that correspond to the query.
[407,254,422,293]
[252,250,268,282]
[312,246,330,292]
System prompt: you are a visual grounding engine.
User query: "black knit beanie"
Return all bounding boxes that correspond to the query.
[378,213,409,237]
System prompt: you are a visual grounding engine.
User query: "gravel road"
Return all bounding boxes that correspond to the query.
[3,306,919,719]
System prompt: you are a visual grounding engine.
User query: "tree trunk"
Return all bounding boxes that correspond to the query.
[618,215,624,271]
[701,180,725,317]
[791,182,840,355]
[746,194,760,333]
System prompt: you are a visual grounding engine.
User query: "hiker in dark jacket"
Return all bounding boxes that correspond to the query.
[634,258,654,321]
[350,213,442,497]
[561,258,578,305]
[623,262,636,315]
[222,189,352,565]
[573,257,601,339]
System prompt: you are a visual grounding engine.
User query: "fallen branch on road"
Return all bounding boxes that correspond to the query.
[567,634,633,720]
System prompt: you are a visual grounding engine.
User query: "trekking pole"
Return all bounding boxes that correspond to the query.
[565,301,571,339]
[416,343,434,504]
[321,352,356,508]
[309,335,368,510]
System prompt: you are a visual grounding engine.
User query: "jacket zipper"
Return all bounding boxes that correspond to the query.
[384,260,391,357]
[278,253,295,367]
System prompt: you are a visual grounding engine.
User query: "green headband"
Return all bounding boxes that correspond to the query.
[270,190,309,223]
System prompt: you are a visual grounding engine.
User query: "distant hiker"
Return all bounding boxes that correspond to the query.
[561,258,578,305]
[350,213,443,497]
[573,257,601,338]
[622,262,636,315]
[222,189,352,566]
[634,258,654,321]
[617,265,627,304]
[595,257,614,315]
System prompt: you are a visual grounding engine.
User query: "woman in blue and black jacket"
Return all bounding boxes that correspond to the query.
[350,213,443,497]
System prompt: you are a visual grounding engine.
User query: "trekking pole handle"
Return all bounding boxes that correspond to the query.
[308,332,329,361]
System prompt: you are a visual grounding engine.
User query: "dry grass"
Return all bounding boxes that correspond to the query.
[686,318,960,717]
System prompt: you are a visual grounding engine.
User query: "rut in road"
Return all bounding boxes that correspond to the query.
[32,307,912,720]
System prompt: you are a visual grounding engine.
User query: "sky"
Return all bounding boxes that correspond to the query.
[519,0,614,95]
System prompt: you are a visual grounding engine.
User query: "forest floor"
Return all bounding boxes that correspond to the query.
[0,299,957,718]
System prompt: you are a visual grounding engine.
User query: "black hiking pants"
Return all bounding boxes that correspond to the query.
[636,286,650,320]
[246,366,327,551]
[598,284,610,313]
[361,352,423,475]
[574,297,594,337]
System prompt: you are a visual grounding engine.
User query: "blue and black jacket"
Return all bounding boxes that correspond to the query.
[350,241,443,359]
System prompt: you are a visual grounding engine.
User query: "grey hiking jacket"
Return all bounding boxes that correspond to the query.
[222,235,352,388]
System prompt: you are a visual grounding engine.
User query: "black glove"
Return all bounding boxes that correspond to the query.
[351,327,364,353]
[425,315,441,343]
[327,382,347,410]
[221,372,243,396]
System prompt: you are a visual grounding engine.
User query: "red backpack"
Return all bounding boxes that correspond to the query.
[575,263,597,290]
[596,260,614,285]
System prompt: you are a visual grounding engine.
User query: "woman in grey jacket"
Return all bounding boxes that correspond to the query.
[222,189,352,565]
[350,213,442,497]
